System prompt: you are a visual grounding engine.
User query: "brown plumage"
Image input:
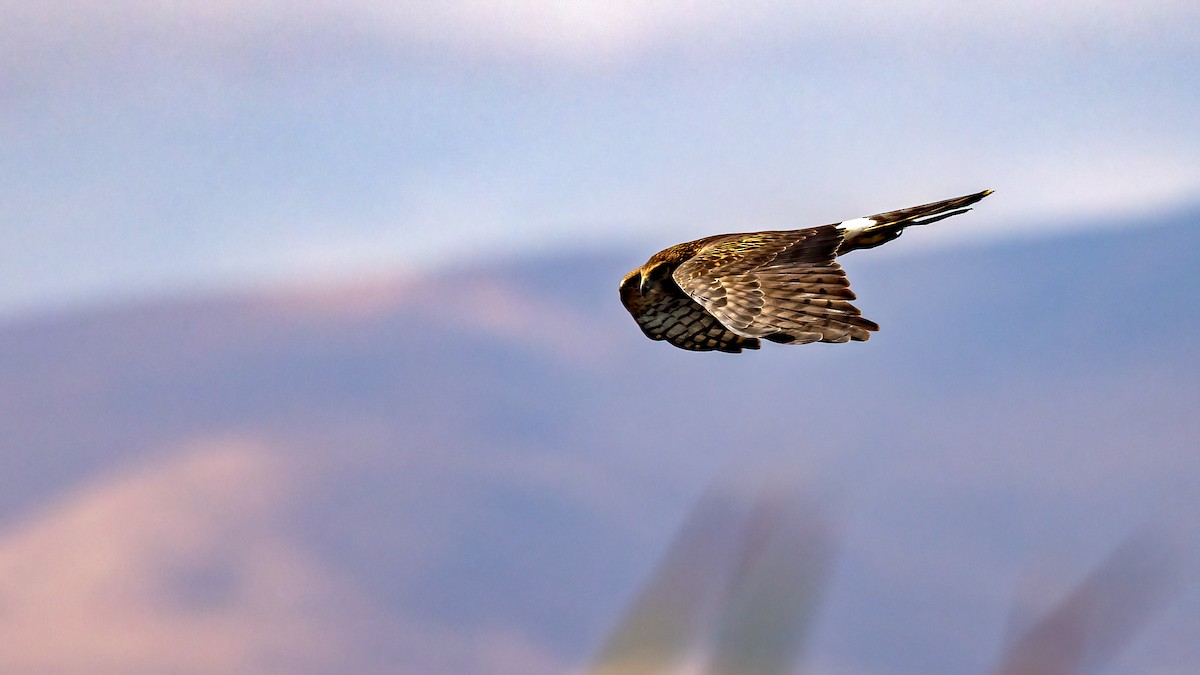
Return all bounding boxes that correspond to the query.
[619,189,992,353]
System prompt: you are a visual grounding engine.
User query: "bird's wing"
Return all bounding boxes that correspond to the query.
[620,284,761,353]
[673,226,879,344]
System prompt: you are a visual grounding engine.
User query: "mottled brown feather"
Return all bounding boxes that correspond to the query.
[619,189,991,352]
[672,226,877,344]
[619,275,760,353]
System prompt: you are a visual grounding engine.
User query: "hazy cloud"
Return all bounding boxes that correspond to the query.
[1,0,1197,317]
[4,1,1197,65]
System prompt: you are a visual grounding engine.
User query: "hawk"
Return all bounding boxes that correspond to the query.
[619,189,992,353]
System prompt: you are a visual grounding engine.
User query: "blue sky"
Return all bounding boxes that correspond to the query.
[3,1,1198,318]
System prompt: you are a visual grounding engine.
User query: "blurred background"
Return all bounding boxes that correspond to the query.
[2,1,1198,672]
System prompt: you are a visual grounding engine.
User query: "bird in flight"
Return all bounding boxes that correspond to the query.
[619,189,992,353]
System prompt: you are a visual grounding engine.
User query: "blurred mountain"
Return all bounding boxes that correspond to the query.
[0,208,1198,673]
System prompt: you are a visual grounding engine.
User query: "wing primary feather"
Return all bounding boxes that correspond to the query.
[672,227,879,344]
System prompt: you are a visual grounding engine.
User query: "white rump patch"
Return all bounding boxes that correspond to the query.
[836,217,876,236]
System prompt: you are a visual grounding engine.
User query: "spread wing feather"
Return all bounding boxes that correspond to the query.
[672,226,879,344]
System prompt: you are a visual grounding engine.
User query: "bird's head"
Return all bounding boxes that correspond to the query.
[620,265,665,298]
[619,268,643,301]
[633,262,673,294]
[621,251,682,304]
[619,267,641,288]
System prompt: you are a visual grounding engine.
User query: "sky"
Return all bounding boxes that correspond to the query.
[3,1,1199,318]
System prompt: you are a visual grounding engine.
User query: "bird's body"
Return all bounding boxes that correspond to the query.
[619,189,992,353]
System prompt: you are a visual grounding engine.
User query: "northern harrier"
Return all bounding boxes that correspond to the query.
[619,189,992,352]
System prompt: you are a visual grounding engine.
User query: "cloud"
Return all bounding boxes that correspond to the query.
[3,1,1197,68]
[0,0,1196,318]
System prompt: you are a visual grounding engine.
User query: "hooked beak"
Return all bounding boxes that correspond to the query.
[639,273,649,295]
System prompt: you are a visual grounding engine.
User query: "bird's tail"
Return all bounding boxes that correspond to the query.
[837,189,993,254]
